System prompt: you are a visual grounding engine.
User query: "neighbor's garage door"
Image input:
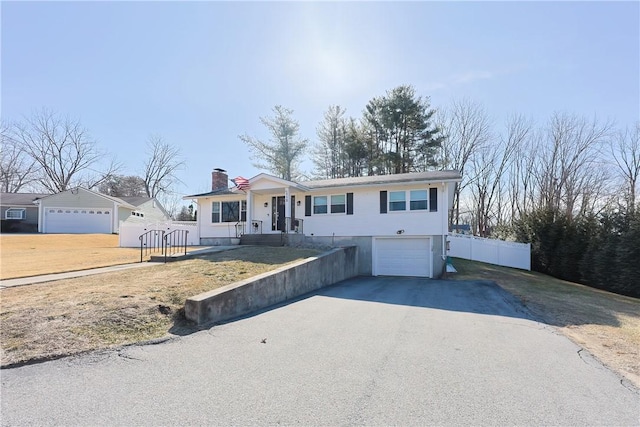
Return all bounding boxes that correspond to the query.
[45,208,112,234]
[373,237,432,278]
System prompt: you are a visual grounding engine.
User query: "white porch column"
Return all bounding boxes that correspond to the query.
[284,187,291,229]
[246,190,253,234]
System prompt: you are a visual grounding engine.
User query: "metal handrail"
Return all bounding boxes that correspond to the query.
[139,229,165,262]
[235,221,245,237]
[284,217,303,234]
[163,229,189,263]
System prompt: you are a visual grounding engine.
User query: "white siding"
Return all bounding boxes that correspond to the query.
[294,184,446,237]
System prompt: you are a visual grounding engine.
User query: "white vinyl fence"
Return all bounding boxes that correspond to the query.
[119,221,200,247]
[447,233,531,270]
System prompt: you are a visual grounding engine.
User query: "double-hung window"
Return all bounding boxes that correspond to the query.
[382,188,438,213]
[313,196,328,214]
[212,202,221,223]
[410,190,428,211]
[330,195,346,213]
[389,191,406,211]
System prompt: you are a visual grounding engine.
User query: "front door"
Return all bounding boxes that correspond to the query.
[272,196,286,231]
[271,196,296,231]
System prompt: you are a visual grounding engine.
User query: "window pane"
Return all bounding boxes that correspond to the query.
[389,191,406,211]
[389,191,405,202]
[212,202,220,223]
[331,194,346,213]
[313,196,327,214]
[410,190,428,210]
[222,201,240,222]
[6,209,24,219]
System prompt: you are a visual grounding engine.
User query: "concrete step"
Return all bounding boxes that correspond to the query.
[240,234,284,246]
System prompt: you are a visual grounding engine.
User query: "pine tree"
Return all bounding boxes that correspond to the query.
[239,106,308,181]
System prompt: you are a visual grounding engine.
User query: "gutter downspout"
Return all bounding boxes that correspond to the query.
[442,182,447,262]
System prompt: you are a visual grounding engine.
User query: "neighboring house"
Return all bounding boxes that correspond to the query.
[34,188,169,234]
[119,196,172,224]
[0,193,48,233]
[185,168,462,278]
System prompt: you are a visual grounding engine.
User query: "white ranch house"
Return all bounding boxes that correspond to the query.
[185,169,461,278]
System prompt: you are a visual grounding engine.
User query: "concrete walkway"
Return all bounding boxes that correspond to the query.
[0,246,240,289]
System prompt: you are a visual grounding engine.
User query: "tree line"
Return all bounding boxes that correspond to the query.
[240,86,639,297]
[1,108,186,217]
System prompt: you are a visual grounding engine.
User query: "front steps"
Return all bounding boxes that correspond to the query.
[240,233,285,247]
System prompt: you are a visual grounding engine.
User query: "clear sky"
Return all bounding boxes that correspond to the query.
[2,1,639,196]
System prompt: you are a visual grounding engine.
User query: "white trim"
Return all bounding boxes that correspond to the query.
[5,208,26,220]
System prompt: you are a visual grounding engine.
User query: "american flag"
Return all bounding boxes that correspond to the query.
[233,176,250,191]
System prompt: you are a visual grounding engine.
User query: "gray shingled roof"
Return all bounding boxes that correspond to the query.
[184,188,237,198]
[185,171,462,198]
[118,196,153,207]
[0,193,49,206]
[300,170,462,189]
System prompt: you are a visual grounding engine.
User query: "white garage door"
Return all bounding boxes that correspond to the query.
[374,237,431,278]
[45,208,112,234]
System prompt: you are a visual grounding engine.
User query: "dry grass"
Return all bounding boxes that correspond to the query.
[0,246,319,367]
[449,258,640,388]
[0,234,151,279]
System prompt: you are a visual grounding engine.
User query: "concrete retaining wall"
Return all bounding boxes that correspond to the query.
[185,246,358,325]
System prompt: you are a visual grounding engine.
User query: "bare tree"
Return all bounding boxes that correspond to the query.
[467,115,522,237]
[533,113,613,219]
[157,191,183,220]
[508,124,539,220]
[143,135,184,198]
[611,122,640,213]
[98,174,146,197]
[9,109,119,193]
[437,98,492,230]
[0,121,39,192]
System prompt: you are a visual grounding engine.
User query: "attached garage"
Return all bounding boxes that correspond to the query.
[45,208,112,234]
[373,237,432,278]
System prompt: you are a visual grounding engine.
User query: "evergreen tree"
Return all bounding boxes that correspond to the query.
[313,106,347,179]
[362,85,443,174]
[239,106,308,181]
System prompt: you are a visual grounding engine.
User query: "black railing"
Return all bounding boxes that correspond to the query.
[139,229,165,262]
[235,221,245,237]
[163,229,189,263]
[284,217,304,234]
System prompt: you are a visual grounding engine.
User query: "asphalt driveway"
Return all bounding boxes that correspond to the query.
[1,277,638,425]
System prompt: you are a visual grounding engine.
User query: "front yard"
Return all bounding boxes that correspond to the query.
[0,234,146,279]
[0,245,319,366]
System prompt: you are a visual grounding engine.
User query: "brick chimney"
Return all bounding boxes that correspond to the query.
[211,168,229,191]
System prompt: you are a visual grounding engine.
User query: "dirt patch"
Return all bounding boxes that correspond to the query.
[0,234,201,279]
[449,258,640,388]
[0,246,320,366]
